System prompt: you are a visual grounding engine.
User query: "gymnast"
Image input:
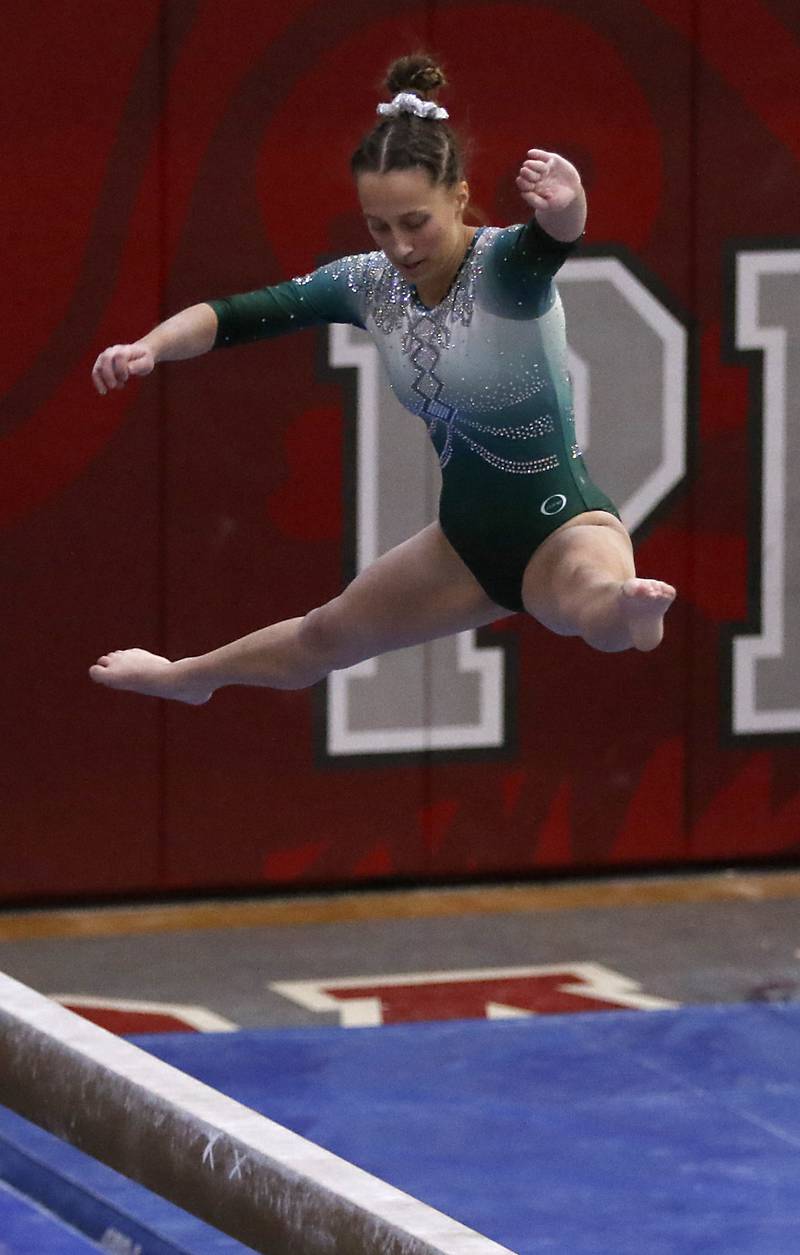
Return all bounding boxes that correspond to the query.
[90,53,675,706]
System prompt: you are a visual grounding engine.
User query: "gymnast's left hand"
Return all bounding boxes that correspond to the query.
[516,149,582,212]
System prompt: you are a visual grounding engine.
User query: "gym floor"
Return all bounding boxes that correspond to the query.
[0,867,797,1032]
[2,866,800,1254]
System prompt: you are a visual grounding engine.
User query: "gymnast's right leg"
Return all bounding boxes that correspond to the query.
[89,523,509,704]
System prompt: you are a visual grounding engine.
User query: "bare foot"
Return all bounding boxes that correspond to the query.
[620,578,676,651]
[89,649,212,704]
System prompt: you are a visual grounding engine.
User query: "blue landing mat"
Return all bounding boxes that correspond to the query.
[0,1107,253,1253]
[132,1003,800,1255]
[0,1178,99,1253]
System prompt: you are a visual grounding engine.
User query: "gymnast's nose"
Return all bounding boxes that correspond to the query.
[391,231,416,260]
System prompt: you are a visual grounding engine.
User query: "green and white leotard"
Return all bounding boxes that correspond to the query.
[209,218,618,611]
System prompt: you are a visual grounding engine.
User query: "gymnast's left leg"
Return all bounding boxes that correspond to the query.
[521,511,675,652]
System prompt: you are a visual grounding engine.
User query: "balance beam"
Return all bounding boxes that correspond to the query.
[0,971,515,1254]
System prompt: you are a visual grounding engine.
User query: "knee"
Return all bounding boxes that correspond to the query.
[297,600,354,671]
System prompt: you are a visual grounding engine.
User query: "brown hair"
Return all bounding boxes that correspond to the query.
[350,53,466,187]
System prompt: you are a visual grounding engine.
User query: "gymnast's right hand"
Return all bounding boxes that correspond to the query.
[92,343,155,395]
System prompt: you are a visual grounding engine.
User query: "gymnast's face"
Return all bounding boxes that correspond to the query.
[357,168,470,294]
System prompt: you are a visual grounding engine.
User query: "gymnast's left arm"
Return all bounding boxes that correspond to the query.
[515,148,587,243]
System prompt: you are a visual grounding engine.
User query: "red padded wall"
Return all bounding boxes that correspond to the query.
[1,3,166,896]
[3,0,799,899]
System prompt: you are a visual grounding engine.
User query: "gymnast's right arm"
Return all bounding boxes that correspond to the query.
[91,265,364,396]
[92,303,219,396]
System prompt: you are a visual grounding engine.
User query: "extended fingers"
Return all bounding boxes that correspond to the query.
[516,162,553,206]
[515,179,551,210]
[516,173,547,193]
[518,157,553,186]
[522,157,552,174]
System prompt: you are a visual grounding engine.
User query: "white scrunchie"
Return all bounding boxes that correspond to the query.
[377,91,449,121]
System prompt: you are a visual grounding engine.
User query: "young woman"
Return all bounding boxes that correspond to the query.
[90,54,675,706]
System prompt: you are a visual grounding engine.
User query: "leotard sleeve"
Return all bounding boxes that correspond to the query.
[209,256,368,349]
[501,216,578,278]
[483,217,578,316]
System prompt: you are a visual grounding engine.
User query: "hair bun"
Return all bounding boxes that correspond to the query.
[385,53,447,100]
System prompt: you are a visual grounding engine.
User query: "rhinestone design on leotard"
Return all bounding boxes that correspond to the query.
[460,416,556,439]
[398,234,559,473]
[295,251,421,336]
[295,229,562,475]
